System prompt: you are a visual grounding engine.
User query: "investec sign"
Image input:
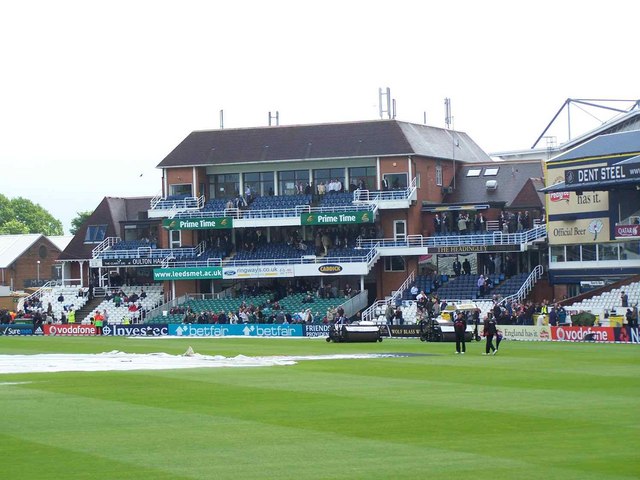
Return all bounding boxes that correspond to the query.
[301,211,373,225]
[163,217,233,230]
[153,267,223,281]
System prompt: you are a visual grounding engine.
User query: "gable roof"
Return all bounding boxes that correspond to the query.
[48,235,73,252]
[510,178,546,209]
[440,161,544,208]
[0,234,44,268]
[59,197,154,261]
[157,120,491,168]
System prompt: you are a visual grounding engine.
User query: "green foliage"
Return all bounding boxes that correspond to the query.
[70,211,93,235]
[571,311,597,326]
[0,194,63,236]
[0,219,29,234]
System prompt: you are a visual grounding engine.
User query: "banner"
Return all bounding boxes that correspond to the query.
[222,265,295,279]
[427,245,521,254]
[153,267,223,281]
[550,326,615,342]
[303,324,331,337]
[0,324,34,336]
[168,323,303,337]
[102,258,158,267]
[44,324,97,336]
[498,325,550,342]
[614,327,640,343]
[102,324,168,336]
[163,217,233,230]
[301,211,373,225]
[614,224,640,239]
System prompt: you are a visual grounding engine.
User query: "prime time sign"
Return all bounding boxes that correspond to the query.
[163,217,233,230]
[301,211,373,225]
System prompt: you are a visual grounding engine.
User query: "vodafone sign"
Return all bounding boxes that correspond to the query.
[44,324,97,336]
[551,326,614,342]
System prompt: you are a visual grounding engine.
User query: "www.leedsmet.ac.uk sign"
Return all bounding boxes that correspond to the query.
[162,217,233,230]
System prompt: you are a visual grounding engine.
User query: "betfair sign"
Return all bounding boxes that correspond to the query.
[162,217,233,230]
[301,211,373,225]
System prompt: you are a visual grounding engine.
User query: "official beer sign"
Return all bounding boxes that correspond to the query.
[301,211,373,225]
[163,217,233,230]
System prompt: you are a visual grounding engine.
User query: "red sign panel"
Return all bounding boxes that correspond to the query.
[614,224,640,239]
[551,326,614,342]
[44,324,97,336]
[549,192,570,203]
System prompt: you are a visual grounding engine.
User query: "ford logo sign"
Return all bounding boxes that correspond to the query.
[226,270,237,276]
[319,264,343,274]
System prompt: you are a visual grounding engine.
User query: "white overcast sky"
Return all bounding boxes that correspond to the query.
[1,0,638,234]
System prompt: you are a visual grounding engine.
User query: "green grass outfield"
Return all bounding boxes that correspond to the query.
[1,337,638,480]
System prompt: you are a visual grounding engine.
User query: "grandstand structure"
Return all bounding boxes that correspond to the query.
[51,119,554,324]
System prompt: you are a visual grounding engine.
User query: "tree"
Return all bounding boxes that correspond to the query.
[0,195,63,236]
[0,219,29,235]
[70,211,93,235]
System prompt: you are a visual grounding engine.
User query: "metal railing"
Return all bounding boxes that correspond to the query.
[500,265,545,305]
[92,237,122,257]
[357,226,547,249]
[150,195,204,211]
[338,290,369,319]
[353,176,417,203]
[161,248,376,269]
[361,270,416,322]
[170,203,376,221]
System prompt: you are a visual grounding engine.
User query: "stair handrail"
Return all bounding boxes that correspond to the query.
[501,265,544,305]
[361,269,415,322]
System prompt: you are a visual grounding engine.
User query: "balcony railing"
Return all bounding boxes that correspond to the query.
[357,226,547,249]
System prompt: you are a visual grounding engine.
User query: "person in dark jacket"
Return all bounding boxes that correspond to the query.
[483,314,498,355]
[454,311,467,354]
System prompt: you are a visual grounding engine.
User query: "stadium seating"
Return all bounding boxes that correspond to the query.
[566,281,640,314]
[81,285,164,324]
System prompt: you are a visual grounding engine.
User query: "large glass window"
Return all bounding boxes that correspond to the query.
[598,244,619,261]
[84,225,107,243]
[550,245,565,262]
[212,174,239,199]
[621,241,640,260]
[384,256,406,272]
[384,173,408,190]
[278,170,308,195]
[243,172,274,197]
[566,245,581,262]
[313,168,345,193]
[170,184,192,197]
[582,244,597,261]
[348,166,376,191]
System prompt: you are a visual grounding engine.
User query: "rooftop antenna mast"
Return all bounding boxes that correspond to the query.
[220,110,224,129]
[378,87,396,119]
[268,111,279,126]
[445,97,456,189]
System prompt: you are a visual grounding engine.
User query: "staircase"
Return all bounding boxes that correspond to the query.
[73,297,104,323]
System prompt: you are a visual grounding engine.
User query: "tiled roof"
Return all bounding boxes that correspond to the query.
[157,120,491,168]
